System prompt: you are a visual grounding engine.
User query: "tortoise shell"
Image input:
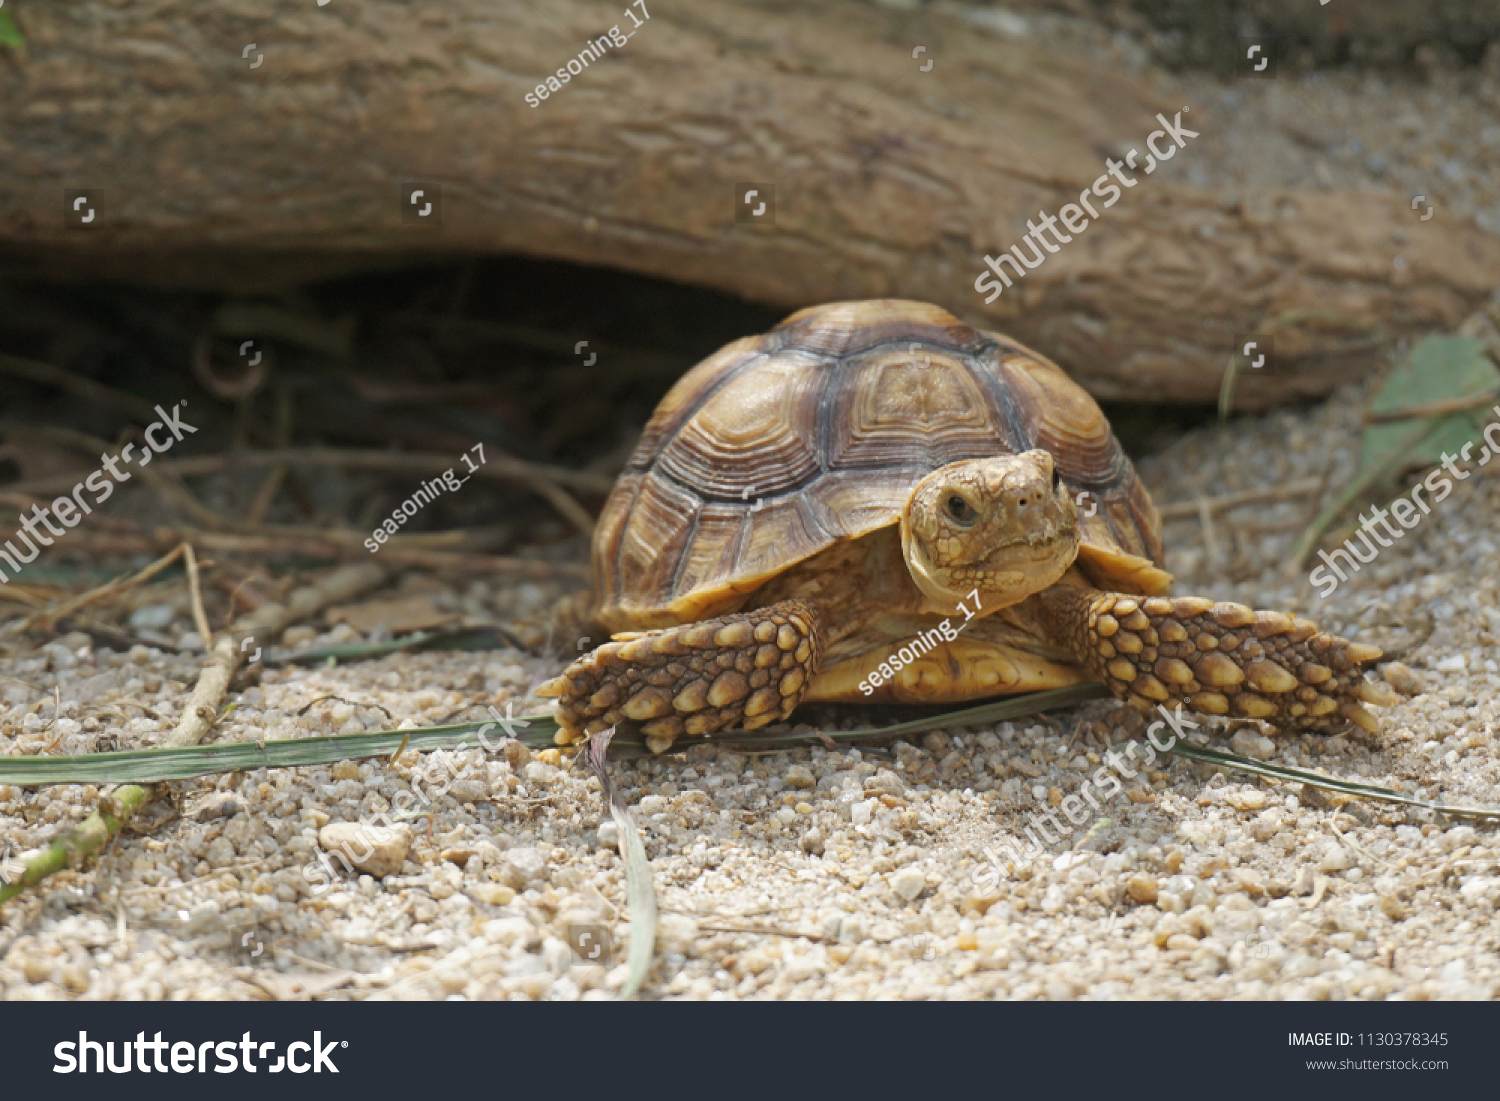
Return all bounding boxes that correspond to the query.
[591,300,1166,630]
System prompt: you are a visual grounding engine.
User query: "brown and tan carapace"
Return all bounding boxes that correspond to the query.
[540,300,1387,753]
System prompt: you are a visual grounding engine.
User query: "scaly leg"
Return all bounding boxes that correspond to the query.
[1036,589,1389,733]
[537,600,822,753]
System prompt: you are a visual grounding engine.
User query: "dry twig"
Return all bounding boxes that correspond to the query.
[13,543,188,633]
[183,543,214,650]
[4,424,231,531]
[1154,477,1324,520]
[246,385,296,526]
[0,561,390,906]
[5,446,605,537]
[0,353,161,422]
[25,524,589,580]
[1363,388,1500,425]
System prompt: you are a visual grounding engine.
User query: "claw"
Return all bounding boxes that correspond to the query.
[1346,643,1383,664]
[1357,681,1392,707]
[1340,702,1380,733]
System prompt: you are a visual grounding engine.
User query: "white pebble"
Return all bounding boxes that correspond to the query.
[317,823,411,878]
[448,779,488,803]
[501,847,548,889]
[1318,844,1351,873]
[891,868,926,901]
[130,604,176,630]
[524,761,558,784]
[783,765,814,789]
[1228,729,1276,760]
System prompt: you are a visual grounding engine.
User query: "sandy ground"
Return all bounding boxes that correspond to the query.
[3,4,1499,1005]
[1,369,1497,1002]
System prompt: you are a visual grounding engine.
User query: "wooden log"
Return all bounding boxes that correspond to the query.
[1,0,1497,406]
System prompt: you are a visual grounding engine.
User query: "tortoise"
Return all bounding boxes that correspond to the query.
[539,300,1387,754]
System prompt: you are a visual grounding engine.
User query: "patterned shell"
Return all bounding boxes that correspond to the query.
[592,300,1166,628]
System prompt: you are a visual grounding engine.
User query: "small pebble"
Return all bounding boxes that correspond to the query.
[891,868,926,901]
[282,626,317,648]
[1228,729,1276,761]
[500,847,549,889]
[130,604,176,630]
[1317,844,1352,873]
[1225,789,1268,811]
[448,779,488,803]
[1380,661,1425,695]
[317,823,411,878]
[524,761,558,784]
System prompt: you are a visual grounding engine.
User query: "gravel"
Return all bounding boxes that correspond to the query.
[1,368,1497,1002]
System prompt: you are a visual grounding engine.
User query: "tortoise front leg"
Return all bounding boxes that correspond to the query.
[1036,588,1389,733]
[537,601,823,754]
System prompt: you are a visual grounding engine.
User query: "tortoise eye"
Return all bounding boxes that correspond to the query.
[946,495,976,524]
[1051,466,1062,491]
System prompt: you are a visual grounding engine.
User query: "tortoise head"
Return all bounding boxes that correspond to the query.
[900,449,1079,612]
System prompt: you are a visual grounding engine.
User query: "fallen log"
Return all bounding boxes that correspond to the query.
[1,0,1497,406]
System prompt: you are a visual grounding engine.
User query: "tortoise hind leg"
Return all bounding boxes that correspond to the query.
[537,601,823,754]
[507,589,601,654]
[1036,588,1389,733]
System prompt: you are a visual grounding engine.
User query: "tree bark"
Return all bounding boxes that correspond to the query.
[1,0,1497,406]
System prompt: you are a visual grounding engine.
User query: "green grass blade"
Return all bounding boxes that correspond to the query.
[0,718,556,784]
[0,10,24,48]
[700,684,1112,750]
[1161,739,1500,821]
[1289,417,1434,568]
[1291,334,1500,568]
[6,682,1488,819]
[0,686,1111,784]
